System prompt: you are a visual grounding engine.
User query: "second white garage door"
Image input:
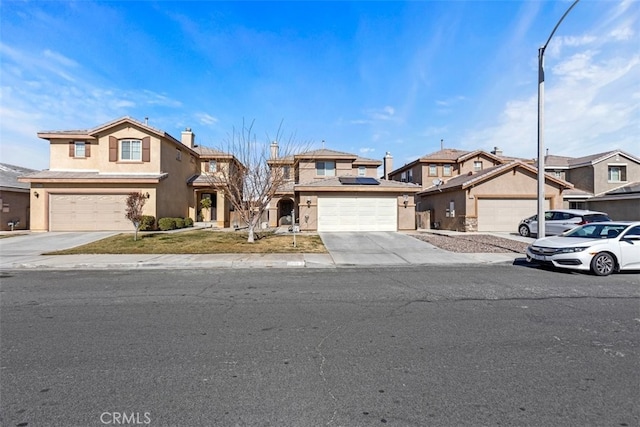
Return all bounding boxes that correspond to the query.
[50,194,130,231]
[477,198,550,232]
[317,196,397,232]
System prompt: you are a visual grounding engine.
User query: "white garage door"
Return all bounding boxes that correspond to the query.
[50,194,130,231]
[317,196,397,232]
[477,198,550,232]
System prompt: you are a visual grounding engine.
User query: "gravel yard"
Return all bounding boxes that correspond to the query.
[412,233,529,253]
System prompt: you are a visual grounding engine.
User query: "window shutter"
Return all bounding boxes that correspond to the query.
[109,136,117,162]
[142,137,150,162]
[69,142,74,157]
[85,142,91,157]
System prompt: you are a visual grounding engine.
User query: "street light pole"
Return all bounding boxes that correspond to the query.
[537,0,580,237]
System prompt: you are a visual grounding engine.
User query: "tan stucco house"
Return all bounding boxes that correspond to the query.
[19,117,239,231]
[544,149,640,220]
[268,146,420,231]
[389,148,572,232]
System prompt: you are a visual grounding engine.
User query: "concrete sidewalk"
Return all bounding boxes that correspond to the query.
[0,229,528,270]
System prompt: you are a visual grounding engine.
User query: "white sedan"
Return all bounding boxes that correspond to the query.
[526,221,640,276]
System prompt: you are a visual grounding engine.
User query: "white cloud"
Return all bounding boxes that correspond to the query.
[196,113,219,125]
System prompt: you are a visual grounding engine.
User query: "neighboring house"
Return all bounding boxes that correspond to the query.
[0,163,35,231]
[268,146,420,231]
[416,161,572,232]
[545,150,640,219]
[19,117,233,231]
[389,148,572,232]
[387,148,508,188]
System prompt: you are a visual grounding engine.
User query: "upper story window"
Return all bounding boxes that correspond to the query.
[443,164,452,176]
[316,161,335,176]
[554,170,562,178]
[608,165,627,182]
[358,166,366,177]
[176,149,182,161]
[400,171,407,182]
[121,139,142,161]
[473,161,483,172]
[428,164,437,176]
[208,160,218,172]
[283,165,291,180]
[74,141,86,158]
[407,169,413,182]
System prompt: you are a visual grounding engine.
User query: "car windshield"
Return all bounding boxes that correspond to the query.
[564,224,628,239]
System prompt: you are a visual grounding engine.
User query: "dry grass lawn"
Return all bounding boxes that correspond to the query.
[47,229,327,255]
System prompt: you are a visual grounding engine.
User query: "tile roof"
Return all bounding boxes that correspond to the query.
[0,163,36,190]
[18,170,168,181]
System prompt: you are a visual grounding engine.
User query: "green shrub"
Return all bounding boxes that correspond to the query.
[139,215,156,231]
[174,217,185,229]
[184,217,194,227]
[158,217,177,231]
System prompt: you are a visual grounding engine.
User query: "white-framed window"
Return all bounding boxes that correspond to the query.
[400,171,407,182]
[74,141,86,158]
[358,166,366,176]
[608,165,627,182]
[443,164,452,176]
[316,161,335,176]
[407,169,413,182]
[473,161,483,171]
[208,160,217,172]
[120,139,142,161]
[428,164,437,176]
[176,149,182,161]
[283,165,291,180]
[554,170,562,178]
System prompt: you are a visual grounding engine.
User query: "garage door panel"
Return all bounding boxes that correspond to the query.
[318,196,397,232]
[50,194,130,231]
[477,198,550,232]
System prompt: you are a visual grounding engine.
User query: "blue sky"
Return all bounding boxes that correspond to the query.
[1,0,638,172]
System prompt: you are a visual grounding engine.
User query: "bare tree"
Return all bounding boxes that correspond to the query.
[205,119,307,243]
[125,192,147,241]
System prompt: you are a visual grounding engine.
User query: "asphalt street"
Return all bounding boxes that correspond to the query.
[1,266,639,427]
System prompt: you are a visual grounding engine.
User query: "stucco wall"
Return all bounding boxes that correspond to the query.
[0,190,30,231]
[158,139,198,220]
[592,157,640,195]
[587,198,640,221]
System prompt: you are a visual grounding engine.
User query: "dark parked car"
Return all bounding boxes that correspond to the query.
[518,209,611,237]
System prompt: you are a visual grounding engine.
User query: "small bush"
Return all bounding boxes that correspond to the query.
[174,218,185,229]
[158,217,177,231]
[139,215,156,231]
[184,217,194,227]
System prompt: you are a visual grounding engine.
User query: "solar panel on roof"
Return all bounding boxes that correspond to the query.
[339,177,380,185]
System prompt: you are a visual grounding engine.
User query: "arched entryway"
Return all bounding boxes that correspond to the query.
[277,198,294,225]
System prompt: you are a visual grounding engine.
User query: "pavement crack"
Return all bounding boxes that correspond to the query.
[315,324,343,426]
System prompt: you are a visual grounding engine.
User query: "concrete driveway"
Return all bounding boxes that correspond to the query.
[319,231,481,266]
[0,232,117,269]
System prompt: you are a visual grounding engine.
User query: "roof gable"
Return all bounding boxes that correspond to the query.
[418,161,573,195]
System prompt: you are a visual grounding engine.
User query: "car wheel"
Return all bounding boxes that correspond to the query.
[590,252,616,276]
[518,225,530,237]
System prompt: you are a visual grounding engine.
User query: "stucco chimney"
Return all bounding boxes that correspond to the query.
[181,128,195,148]
[491,146,503,156]
[270,140,279,159]
[383,152,393,180]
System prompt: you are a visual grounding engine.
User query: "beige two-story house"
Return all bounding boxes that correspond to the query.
[545,149,640,220]
[20,117,237,231]
[268,146,420,231]
[389,148,572,232]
